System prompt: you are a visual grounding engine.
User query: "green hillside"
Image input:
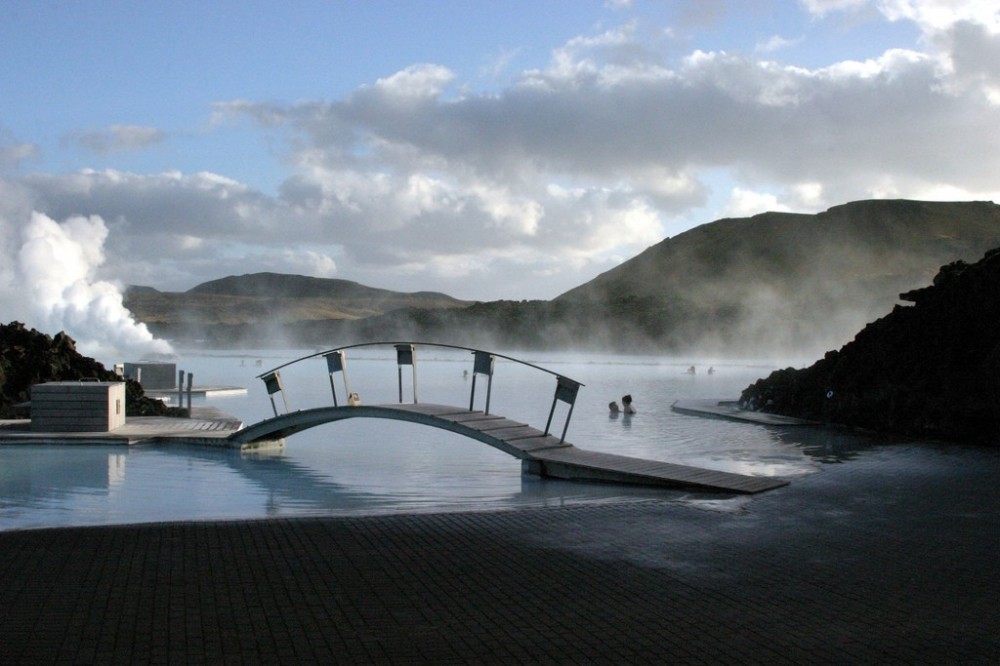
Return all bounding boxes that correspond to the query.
[554,199,1000,355]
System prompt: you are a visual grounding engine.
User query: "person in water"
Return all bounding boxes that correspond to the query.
[621,394,636,414]
[608,400,620,413]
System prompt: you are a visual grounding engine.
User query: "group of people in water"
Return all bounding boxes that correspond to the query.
[608,394,636,415]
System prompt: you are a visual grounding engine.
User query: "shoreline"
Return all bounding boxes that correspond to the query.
[1,440,996,663]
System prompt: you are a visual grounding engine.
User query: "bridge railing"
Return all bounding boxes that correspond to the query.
[258,342,585,442]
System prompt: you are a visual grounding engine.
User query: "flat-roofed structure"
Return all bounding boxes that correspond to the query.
[31,381,126,433]
[122,362,177,390]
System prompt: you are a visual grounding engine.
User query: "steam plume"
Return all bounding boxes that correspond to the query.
[3,210,173,362]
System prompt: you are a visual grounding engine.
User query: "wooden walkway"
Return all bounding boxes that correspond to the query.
[0,407,245,447]
[671,399,821,426]
[231,403,789,494]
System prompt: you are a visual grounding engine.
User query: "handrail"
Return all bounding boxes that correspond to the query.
[256,341,585,443]
[257,341,585,386]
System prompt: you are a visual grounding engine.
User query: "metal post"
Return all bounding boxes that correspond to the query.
[186,372,193,415]
[395,344,417,404]
[543,376,581,443]
[262,371,288,417]
[469,350,495,413]
[324,350,350,407]
[177,369,184,408]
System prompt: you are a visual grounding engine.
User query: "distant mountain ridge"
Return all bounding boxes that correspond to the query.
[124,272,472,332]
[187,272,455,301]
[125,199,1000,357]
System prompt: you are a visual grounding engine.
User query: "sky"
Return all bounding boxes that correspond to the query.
[1,0,999,358]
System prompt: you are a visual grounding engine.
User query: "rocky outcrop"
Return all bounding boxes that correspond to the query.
[739,248,1000,444]
[0,321,179,418]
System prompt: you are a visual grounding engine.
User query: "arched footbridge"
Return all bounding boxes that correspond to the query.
[229,342,788,494]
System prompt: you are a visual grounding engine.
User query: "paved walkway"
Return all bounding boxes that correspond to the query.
[0,407,243,445]
[0,441,997,663]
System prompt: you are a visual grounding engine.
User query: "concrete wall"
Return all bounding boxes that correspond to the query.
[122,362,177,390]
[31,382,126,433]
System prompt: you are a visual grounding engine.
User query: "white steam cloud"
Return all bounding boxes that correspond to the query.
[2,209,173,363]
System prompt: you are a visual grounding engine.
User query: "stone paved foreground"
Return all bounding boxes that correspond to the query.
[0,442,997,664]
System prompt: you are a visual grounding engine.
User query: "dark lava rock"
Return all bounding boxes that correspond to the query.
[0,321,181,419]
[740,247,1000,445]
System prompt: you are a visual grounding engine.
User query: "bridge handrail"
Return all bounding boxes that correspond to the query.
[256,341,585,387]
[256,341,585,442]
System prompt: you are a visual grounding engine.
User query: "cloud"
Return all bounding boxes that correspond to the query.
[4,6,999,304]
[877,0,1000,35]
[798,0,870,17]
[755,34,804,54]
[242,23,998,210]
[0,125,38,168]
[722,188,792,218]
[70,125,166,155]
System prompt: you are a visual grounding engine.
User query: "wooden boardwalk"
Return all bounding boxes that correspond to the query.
[671,399,820,426]
[232,403,789,494]
[0,407,245,447]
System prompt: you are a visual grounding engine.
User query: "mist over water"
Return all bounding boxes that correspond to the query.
[0,348,884,530]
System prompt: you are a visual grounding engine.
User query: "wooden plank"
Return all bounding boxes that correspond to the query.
[457,418,527,432]
[442,412,506,425]
[490,425,544,441]
[383,403,469,417]
[530,447,788,493]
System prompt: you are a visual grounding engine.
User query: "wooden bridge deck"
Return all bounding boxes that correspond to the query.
[671,399,820,426]
[232,402,788,494]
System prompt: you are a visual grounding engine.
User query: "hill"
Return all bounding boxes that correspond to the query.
[124,272,472,341]
[123,200,1000,355]
[739,247,1000,444]
[554,199,1000,356]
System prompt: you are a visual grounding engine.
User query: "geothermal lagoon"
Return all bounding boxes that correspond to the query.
[1,348,882,531]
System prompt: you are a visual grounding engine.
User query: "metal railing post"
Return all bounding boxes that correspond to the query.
[395,344,417,404]
[177,369,184,409]
[469,350,495,413]
[261,371,289,417]
[543,376,581,443]
[324,350,350,407]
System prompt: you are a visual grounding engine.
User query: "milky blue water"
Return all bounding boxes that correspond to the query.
[0,347,879,530]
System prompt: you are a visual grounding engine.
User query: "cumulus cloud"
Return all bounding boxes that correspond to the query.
[798,0,870,17]
[4,2,999,303]
[230,15,998,217]
[70,125,166,155]
[722,189,792,218]
[755,34,804,54]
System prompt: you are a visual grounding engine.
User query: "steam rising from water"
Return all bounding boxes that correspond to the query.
[2,210,172,362]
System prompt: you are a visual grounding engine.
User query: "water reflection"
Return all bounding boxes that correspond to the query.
[777,426,875,464]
